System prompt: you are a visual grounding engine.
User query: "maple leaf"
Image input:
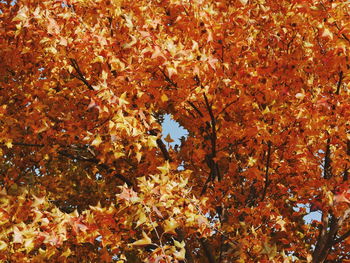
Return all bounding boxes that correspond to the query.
[147,136,158,148]
[91,135,102,147]
[130,231,152,246]
[12,227,23,244]
[151,45,165,59]
[12,6,29,22]
[5,141,13,149]
[164,133,174,143]
[334,190,350,204]
[163,218,179,234]
[47,17,60,35]
[0,240,7,251]
[157,162,170,175]
[118,187,139,203]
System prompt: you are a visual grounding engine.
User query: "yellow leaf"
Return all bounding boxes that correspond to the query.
[157,162,170,175]
[12,6,28,22]
[136,152,142,163]
[114,152,125,159]
[92,56,105,63]
[147,136,158,148]
[247,156,256,166]
[174,240,185,248]
[5,141,13,149]
[62,248,72,257]
[130,231,152,246]
[110,57,125,71]
[164,133,174,143]
[119,92,129,105]
[0,240,7,251]
[164,218,179,234]
[295,93,305,99]
[322,28,333,39]
[167,66,177,78]
[122,35,137,49]
[24,238,35,253]
[136,212,147,228]
[161,93,169,102]
[174,248,186,260]
[262,106,270,115]
[91,135,102,147]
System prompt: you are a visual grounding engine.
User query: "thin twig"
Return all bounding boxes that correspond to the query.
[335,71,343,95]
[69,58,94,91]
[8,141,133,186]
[333,229,350,244]
[261,141,272,202]
[158,67,177,88]
[187,101,204,117]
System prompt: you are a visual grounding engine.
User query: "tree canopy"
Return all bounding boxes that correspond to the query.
[1,0,350,262]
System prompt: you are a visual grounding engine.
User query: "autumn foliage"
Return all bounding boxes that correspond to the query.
[0,0,350,262]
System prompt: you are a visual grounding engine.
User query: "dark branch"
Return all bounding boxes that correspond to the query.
[261,141,272,202]
[9,141,133,187]
[187,101,204,117]
[69,58,94,91]
[200,169,213,196]
[149,130,172,162]
[158,67,177,88]
[335,71,343,95]
[12,142,45,147]
[323,138,332,179]
[312,209,348,263]
[200,238,216,263]
[157,138,172,161]
[58,150,133,186]
[203,93,217,156]
[217,98,239,117]
[201,93,221,195]
[334,229,350,245]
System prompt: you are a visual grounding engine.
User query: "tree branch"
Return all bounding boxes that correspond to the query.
[203,93,217,157]
[312,212,330,263]
[323,138,332,179]
[58,150,133,186]
[335,71,343,95]
[200,238,216,263]
[187,101,204,117]
[158,67,177,88]
[312,209,349,263]
[217,98,239,117]
[149,130,172,162]
[9,141,133,187]
[334,229,350,245]
[69,58,94,91]
[200,93,221,195]
[261,141,272,202]
[12,142,45,147]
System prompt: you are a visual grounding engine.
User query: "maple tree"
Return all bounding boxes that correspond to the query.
[0,0,350,262]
